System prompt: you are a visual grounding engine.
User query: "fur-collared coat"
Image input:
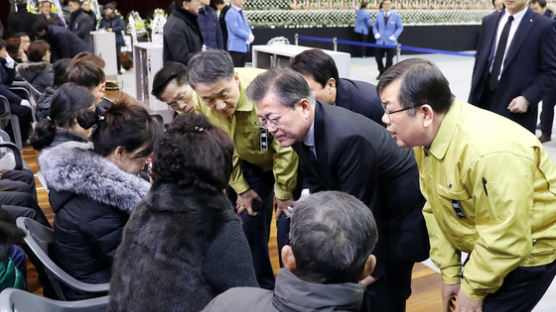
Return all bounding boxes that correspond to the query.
[107,183,258,312]
[16,62,53,93]
[38,141,150,300]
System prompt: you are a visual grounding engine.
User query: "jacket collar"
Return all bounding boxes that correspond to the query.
[234,81,252,112]
[39,141,150,213]
[429,100,462,160]
[272,269,364,311]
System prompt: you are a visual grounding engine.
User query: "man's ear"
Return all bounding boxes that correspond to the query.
[298,98,311,113]
[326,78,336,91]
[359,254,376,280]
[421,104,435,129]
[281,245,297,275]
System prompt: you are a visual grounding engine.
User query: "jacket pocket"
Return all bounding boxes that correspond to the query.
[437,184,473,221]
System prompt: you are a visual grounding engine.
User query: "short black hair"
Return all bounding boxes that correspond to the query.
[187,50,235,89]
[151,113,234,192]
[529,0,547,7]
[152,61,189,100]
[33,20,50,35]
[377,58,454,115]
[66,61,106,89]
[0,40,7,51]
[290,48,339,88]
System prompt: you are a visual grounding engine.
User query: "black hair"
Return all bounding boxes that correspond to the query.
[152,61,189,100]
[377,58,454,115]
[53,58,71,87]
[360,1,369,9]
[529,0,547,7]
[33,20,50,35]
[31,83,96,150]
[290,48,339,88]
[0,40,6,51]
[92,103,159,158]
[66,61,106,89]
[151,113,233,192]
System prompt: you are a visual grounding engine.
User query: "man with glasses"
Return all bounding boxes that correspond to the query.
[152,61,197,114]
[378,58,556,312]
[247,67,429,312]
[187,50,298,290]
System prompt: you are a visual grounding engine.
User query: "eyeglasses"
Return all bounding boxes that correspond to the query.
[382,103,422,120]
[260,109,290,130]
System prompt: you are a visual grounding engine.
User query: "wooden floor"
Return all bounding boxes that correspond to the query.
[22,146,442,311]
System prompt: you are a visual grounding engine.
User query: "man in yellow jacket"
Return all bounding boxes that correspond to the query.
[186,50,298,290]
[377,58,556,312]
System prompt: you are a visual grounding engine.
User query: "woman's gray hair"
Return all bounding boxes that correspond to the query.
[289,191,378,284]
[187,50,235,88]
[246,67,315,109]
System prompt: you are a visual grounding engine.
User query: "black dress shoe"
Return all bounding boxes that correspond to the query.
[539,134,551,143]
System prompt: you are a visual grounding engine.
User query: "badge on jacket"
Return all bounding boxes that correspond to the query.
[451,200,467,219]
[260,128,269,151]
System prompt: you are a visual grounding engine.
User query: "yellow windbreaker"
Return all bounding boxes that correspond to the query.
[415,100,556,300]
[194,67,298,200]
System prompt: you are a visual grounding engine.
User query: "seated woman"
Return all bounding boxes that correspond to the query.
[35,58,71,121]
[16,40,53,92]
[38,102,159,300]
[31,82,96,151]
[108,113,258,312]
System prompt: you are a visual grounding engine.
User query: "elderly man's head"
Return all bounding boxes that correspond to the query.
[187,50,241,118]
[282,191,378,284]
[377,58,454,148]
[247,67,315,147]
[152,62,195,113]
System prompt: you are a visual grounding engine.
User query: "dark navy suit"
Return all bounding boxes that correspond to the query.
[468,8,556,133]
[294,102,429,312]
[335,78,384,125]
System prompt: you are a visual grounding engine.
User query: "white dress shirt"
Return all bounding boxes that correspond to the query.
[489,6,528,79]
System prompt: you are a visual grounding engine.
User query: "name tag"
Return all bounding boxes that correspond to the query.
[260,128,269,151]
[451,200,467,219]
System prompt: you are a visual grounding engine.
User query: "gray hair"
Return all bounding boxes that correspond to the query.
[246,67,315,109]
[289,191,378,284]
[187,50,235,88]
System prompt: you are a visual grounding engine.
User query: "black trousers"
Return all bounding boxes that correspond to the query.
[116,43,123,72]
[226,160,275,290]
[0,191,49,227]
[229,51,247,67]
[0,169,37,198]
[482,259,556,312]
[356,33,369,57]
[539,89,556,137]
[360,261,414,312]
[5,103,33,143]
[375,47,396,74]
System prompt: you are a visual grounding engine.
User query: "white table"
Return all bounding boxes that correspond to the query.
[252,44,351,78]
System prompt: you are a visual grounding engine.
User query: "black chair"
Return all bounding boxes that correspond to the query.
[15,217,109,300]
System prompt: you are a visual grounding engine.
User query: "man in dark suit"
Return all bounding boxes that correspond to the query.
[468,0,556,133]
[33,21,91,62]
[163,0,203,65]
[247,67,430,312]
[291,48,384,124]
